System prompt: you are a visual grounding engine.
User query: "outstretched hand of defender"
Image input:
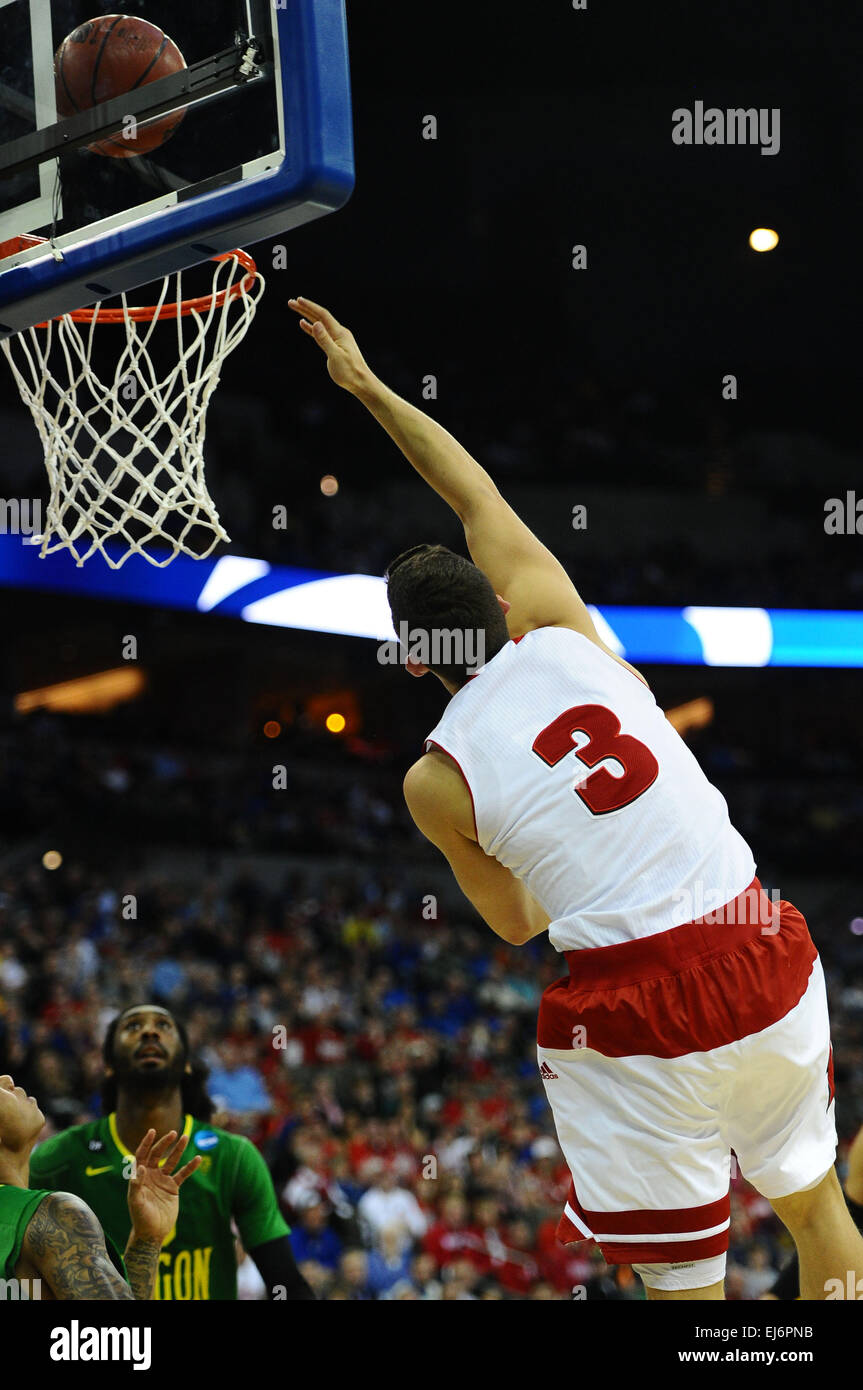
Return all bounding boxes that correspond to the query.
[288,297,373,394]
[127,1129,202,1245]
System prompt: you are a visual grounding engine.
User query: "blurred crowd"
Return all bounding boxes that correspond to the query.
[1,712,861,877]
[1,847,860,1300]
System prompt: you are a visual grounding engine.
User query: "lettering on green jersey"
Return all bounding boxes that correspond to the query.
[153,1246,214,1300]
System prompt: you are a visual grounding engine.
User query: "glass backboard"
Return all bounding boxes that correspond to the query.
[0,0,354,335]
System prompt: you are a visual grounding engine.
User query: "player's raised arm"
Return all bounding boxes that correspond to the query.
[124,1128,202,1299]
[288,298,602,642]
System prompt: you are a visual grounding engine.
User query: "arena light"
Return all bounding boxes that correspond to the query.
[42,850,62,871]
[320,475,339,496]
[197,556,270,612]
[307,691,358,734]
[243,573,394,640]
[749,227,779,252]
[665,697,714,735]
[682,607,773,667]
[15,666,146,714]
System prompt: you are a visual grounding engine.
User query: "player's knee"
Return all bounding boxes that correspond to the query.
[769,1166,839,1234]
[633,1253,726,1294]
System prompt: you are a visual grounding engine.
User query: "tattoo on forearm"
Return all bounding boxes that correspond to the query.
[25,1192,134,1301]
[123,1237,161,1301]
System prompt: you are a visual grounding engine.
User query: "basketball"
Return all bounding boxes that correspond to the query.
[54,14,187,159]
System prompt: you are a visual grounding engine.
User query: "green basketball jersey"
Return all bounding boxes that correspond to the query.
[0,1183,50,1282]
[29,1115,288,1300]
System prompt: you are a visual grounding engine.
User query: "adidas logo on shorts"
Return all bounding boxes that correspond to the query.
[539,1061,560,1080]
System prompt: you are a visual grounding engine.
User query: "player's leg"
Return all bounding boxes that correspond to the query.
[844,1123,863,1205]
[723,947,850,1301]
[643,1282,725,1301]
[642,1282,724,1301]
[769,1167,863,1300]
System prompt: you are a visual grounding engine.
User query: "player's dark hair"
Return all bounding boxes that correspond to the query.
[385,543,510,688]
[100,1007,215,1121]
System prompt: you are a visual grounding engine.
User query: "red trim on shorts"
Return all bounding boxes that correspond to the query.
[555,1179,595,1244]
[565,878,778,987]
[582,1193,730,1236]
[599,1229,730,1266]
[555,1181,731,1263]
[424,740,479,841]
[538,883,817,1058]
[557,1209,590,1245]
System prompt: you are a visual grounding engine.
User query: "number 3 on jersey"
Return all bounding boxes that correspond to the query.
[532,703,659,815]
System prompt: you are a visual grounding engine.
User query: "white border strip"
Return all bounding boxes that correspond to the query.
[0,0,60,243]
[563,1202,595,1240]
[593,1218,730,1244]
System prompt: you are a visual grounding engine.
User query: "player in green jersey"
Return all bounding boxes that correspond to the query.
[29,1004,314,1301]
[1,1070,200,1299]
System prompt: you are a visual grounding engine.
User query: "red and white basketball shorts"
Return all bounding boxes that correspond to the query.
[537,881,837,1268]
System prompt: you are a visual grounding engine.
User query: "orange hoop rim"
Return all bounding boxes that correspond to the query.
[0,237,260,327]
[61,249,261,325]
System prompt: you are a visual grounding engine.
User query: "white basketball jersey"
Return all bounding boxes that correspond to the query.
[424,627,756,951]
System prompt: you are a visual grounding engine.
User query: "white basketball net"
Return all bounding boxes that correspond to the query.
[0,252,265,568]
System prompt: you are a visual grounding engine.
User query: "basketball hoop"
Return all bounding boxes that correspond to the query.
[0,240,265,568]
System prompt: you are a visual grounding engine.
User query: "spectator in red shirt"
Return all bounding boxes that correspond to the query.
[424,1194,486,1269]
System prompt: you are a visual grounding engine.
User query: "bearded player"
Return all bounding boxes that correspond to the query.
[289,296,863,1301]
[1,1072,199,1298]
[29,1005,314,1301]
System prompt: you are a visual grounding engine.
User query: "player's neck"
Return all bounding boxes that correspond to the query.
[114,1090,186,1152]
[0,1150,31,1188]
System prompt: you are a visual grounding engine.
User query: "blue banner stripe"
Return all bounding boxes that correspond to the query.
[0,536,860,668]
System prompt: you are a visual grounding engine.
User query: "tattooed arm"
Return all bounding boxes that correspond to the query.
[123,1234,162,1301]
[22,1191,136,1300]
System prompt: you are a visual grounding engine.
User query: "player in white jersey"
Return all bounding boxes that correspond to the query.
[289,296,863,1301]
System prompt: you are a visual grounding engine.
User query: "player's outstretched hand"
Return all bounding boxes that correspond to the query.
[288,297,373,394]
[127,1129,202,1246]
